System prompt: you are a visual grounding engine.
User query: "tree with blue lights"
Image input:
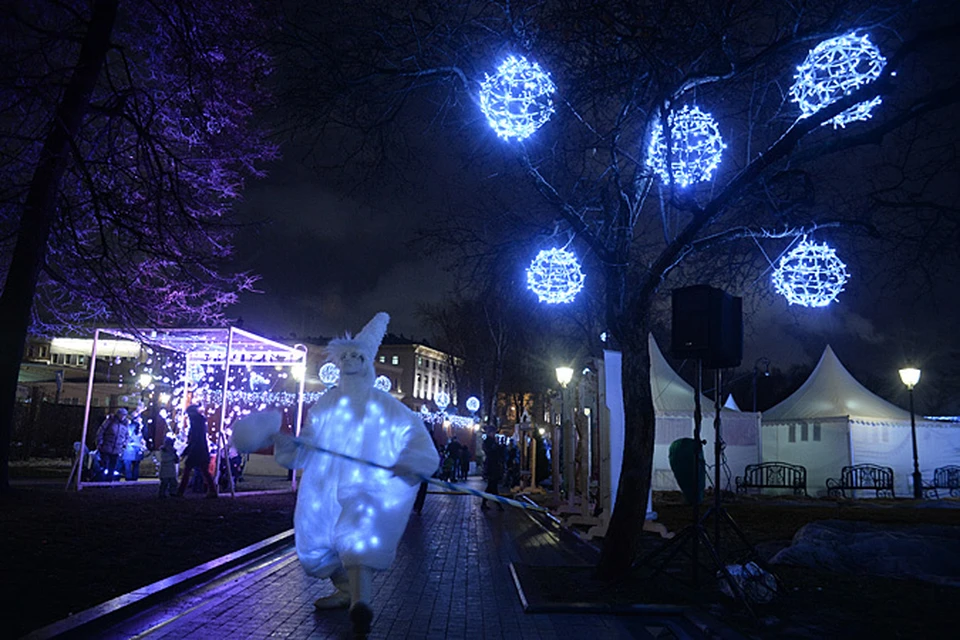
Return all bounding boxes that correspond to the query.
[0,1,277,491]
[276,0,960,579]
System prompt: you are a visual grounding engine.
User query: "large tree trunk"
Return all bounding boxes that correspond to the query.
[597,308,656,580]
[0,0,118,493]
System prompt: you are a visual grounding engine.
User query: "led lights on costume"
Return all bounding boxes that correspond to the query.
[790,32,886,128]
[647,105,726,187]
[374,375,392,392]
[479,55,557,141]
[772,237,850,307]
[526,247,585,304]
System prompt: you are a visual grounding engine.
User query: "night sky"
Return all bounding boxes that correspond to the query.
[226,9,960,416]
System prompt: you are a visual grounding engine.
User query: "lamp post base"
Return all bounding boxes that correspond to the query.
[913,470,924,500]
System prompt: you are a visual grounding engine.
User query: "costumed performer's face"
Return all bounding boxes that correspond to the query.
[339,349,366,376]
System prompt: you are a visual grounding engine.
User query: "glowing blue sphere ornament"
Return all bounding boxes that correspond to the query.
[526,247,585,304]
[646,105,726,187]
[479,55,557,141]
[772,237,850,307]
[374,375,392,392]
[435,391,451,411]
[319,362,340,387]
[791,32,886,129]
[466,396,480,413]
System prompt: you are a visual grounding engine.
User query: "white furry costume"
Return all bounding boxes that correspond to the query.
[276,313,439,579]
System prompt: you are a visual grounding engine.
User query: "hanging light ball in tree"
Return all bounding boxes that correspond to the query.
[791,32,886,129]
[772,237,850,307]
[646,105,726,187]
[435,391,451,411]
[374,375,392,392]
[479,55,557,141]
[466,396,480,413]
[319,362,340,387]
[526,247,585,304]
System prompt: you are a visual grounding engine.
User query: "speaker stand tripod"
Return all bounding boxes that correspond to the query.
[632,361,766,617]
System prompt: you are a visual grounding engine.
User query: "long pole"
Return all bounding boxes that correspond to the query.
[909,387,922,499]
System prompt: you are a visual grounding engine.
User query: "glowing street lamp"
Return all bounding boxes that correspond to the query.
[899,367,923,499]
[555,367,574,388]
[554,366,574,504]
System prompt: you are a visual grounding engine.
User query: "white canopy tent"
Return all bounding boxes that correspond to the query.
[761,345,960,496]
[648,335,762,492]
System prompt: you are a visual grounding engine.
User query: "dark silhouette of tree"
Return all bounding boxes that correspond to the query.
[0,1,277,492]
[275,0,960,578]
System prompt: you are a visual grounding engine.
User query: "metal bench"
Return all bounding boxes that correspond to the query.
[924,465,960,499]
[735,461,808,497]
[826,464,895,498]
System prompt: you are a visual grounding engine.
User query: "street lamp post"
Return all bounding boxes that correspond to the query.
[899,367,923,499]
[555,366,573,505]
[752,357,770,413]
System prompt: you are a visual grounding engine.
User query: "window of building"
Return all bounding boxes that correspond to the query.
[77,355,85,366]
[65,354,74,365]
[52,353,60,364]
[800,423,808,441]
[391,355,399,366]
[813,423,821,441]
[379,355,385,363]
[417,356,422,367]
[788,425,796,443]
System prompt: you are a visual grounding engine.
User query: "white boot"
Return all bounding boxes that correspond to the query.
[348,565,374,638]
[314,566,351,610]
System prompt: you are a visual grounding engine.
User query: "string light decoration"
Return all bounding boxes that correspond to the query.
[465,396,480,413]
[435,391,451,411]
[319,362,340,387]
[526,247,585,304]
[791,32,886,128]
[374,375,392,392]
[772,237,850,307]
[646,105,726,187]
[479,55,557,141]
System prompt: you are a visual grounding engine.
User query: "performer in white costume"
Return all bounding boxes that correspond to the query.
[273,312,439,638]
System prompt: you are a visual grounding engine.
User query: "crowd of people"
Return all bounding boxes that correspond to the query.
[86,402,224,498]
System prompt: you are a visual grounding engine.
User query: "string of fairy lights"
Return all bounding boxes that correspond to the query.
[478,31,887,309]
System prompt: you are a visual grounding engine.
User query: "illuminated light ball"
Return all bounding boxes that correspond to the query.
[374,375,392,392]
[526,247,585,304]
[479,55,557,141]
[465,396,480,413]
[772,237,850,307]
[435,391,451,411]
[646,105,726,187]
[791,32,886,129]
[319,362,340,386]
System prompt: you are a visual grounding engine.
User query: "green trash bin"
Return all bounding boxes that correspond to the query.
[668,437,705,505]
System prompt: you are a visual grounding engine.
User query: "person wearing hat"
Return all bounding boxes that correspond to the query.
[175,405,217,498]
[95,408,129,481]
[272,312,439,639]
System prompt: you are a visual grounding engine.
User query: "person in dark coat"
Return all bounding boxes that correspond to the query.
[175,405,217,498]
[480,431,504,511]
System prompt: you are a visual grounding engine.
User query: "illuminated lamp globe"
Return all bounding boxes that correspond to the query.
[479,55,557,141]
[435,391,451,411]
[466,396,480,413]
[791,32,886,129]
[526,247,585,304]
[772,237,850,307]
[374,375,392,392]
[646,105,726,187]
[318,362,340,387]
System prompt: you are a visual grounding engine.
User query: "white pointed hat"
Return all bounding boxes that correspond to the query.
[326,312,390,363]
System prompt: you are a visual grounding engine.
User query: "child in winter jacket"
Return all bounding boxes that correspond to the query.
[158,436,180,498]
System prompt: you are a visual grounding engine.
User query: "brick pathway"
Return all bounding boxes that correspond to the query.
[93,479,718,639]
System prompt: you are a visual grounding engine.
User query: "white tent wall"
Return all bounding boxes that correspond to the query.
[850,421,960,496]
[653,410,762,492]
[761,418,851,496]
